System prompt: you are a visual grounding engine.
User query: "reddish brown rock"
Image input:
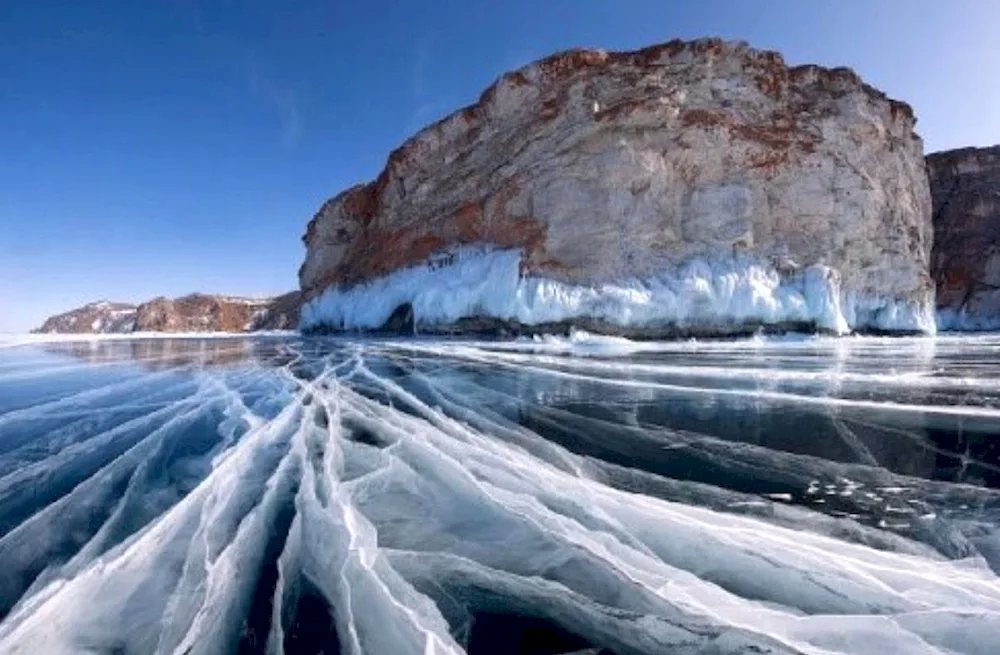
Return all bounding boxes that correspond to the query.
[300,38,934,335]
[34,293,301,334]
[928,145,1000,329]
[132,294,271,333]
[255,291,302,330]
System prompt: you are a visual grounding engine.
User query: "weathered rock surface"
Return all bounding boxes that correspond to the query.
[132,294,272,332]
[300,38,934,336]
[927,146,1000,330]
[34,292,301,334]
[34,301,138,334]
[256,291,302,330]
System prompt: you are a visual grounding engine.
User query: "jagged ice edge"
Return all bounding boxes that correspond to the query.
[300,248,935,335]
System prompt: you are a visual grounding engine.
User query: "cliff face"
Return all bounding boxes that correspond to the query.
[300,38,934,336]
[927,146,1000,330]
[34,293,301,334]
[254,291,302,330]
[132,294,272,332]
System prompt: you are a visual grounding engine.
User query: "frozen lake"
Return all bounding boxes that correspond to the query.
[0,332,999,654]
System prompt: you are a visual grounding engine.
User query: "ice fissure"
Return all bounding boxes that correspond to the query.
[2,337,1000,654]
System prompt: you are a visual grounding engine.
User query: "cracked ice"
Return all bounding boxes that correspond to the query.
[1,333,999,654]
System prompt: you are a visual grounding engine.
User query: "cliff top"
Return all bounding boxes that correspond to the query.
[308,37,918,233]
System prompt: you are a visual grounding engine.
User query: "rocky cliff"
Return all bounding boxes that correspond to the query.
[927,146,1000,330]
[35,301,138,334]
[34,292,301,334]
[300,38,935,337]
[255,291,302,330]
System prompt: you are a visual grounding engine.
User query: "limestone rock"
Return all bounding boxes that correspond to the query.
[34,292,301,334]
[927,146,1000,330]
[132,294,272,332]
[34,301,137,334]
[254,291,302,330]
[300,38,934,336]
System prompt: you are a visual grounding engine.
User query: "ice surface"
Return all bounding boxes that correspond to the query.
[0,330,296,350]
[301,248,936,335]
[0,333,998,654]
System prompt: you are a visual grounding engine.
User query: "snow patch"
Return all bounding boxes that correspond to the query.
[244,308,269,332]
[301,248,935,336]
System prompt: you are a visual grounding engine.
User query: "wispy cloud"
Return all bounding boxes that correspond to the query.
[245,64,303,149]
[404,34,453,135]
[178,1,303,149]
[177,0,205,35]
[412,36,432,100]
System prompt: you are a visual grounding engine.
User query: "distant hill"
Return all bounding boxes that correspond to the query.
[33,292,300,334]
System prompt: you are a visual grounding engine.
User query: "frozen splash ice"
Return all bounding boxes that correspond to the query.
[301,248,935,336]
[938,308,1000,332]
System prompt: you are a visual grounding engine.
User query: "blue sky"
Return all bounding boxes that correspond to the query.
[2,0,998,332]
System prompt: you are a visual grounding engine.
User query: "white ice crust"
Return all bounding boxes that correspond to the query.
[301,248,936,335]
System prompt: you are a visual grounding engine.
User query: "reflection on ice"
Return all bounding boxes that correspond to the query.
[0,333,999,654]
